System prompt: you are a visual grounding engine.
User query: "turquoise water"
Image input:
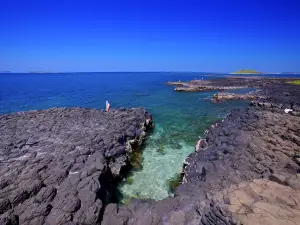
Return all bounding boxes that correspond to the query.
[118,89,249,201]
[2,72,297,202]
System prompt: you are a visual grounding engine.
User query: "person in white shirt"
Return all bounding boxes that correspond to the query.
[106,101,110,112]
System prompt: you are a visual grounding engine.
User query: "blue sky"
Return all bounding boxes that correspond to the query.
[1,0,300,72]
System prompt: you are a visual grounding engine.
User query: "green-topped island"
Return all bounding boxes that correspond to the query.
[231,69,263,74]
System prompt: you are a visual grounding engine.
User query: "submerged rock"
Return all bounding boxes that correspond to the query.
[167,173,182,193]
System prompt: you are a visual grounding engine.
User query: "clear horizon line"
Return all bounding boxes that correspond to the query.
[2,71,229,74]
[1,71,299,74]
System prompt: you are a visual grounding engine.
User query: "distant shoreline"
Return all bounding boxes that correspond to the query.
[230,72,264,75]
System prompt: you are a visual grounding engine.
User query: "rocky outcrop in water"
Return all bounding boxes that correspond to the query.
[167,76,300,93]
[102,78,300,225]
[0,107,153,225]
[167,80,247,92]
[212,92,258,101]
[175,86,247,92]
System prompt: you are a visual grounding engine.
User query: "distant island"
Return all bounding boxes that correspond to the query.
[231,69,263,74]
[0,71,11,73]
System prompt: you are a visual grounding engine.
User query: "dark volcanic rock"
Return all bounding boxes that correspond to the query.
[0,107,153,225]
[182,107,300,195]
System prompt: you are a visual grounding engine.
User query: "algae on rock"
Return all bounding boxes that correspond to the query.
[168,173,182,193]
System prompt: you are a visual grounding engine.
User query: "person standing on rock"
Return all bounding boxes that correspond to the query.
[106,100,110,112]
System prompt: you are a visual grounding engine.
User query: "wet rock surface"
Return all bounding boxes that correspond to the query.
[0,107,152,225]
[103,78,300,225]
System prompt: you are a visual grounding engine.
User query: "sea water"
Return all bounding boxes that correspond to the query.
[117,83,250,201]
[0,72,280,201]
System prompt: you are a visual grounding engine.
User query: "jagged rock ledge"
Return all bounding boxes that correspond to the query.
[0,107,153,225]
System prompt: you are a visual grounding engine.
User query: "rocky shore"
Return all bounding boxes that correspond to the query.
[101,77,300,225]
[167,80,247,92]
[1,77,300,225]
[0,107,153,225]
[167,76,300,93]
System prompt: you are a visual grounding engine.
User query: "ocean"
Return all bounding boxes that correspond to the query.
[1,72,299,202]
